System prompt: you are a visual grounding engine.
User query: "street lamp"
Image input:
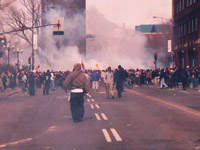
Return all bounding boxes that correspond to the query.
[1,40,11,65]
[13,47,23,69]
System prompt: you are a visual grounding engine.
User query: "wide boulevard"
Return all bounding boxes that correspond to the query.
[1,85,200,150]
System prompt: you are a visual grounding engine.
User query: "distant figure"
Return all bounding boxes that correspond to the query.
[104,67,114,99]
[114,65,125,98]
[63,63,89,123]
[28,72,35,96]
[1,72,7,91]
[43,70,51,95]
[91,69,100,91]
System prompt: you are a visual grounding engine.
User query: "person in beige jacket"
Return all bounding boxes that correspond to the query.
[63,63,89,123]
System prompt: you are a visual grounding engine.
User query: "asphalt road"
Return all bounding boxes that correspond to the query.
[1,85,200,150]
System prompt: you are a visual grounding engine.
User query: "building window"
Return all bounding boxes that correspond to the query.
[188,21,190,34]
[190,0,192,5]
[183,24,186,35]
[187,0,189,7]
[182,0,185,10]
[180,0,182,11]
[176,3,179,13]
[194,18,197,31]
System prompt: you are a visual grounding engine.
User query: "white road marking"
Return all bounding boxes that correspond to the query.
[101,113,108,120]
[90,104,94,109]
[87,99,91,102]
[95,104,100,109]
[179,91,190,94]
[88,94,91,98]
[127,89,200,117]
[110,128,122,142]
[95,113,101,120]
[0,138,33,148]
[195,147,200,150]
[91,99,95,102]
[102,129,112,142]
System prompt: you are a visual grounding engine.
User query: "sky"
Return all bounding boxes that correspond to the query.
[86,0,172,28]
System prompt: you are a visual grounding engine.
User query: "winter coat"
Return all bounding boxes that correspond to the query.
[63,63,89,94]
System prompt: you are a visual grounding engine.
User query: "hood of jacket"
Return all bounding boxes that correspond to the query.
[73,63,81,72]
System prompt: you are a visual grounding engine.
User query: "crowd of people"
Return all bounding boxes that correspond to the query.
[1,64,200,123]
[1,65,200,96]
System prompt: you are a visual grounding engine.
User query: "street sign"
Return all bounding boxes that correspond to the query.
[53,17,64,35]
[168,40,172,52]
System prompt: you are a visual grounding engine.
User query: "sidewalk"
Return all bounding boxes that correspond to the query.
[0,87,21,98]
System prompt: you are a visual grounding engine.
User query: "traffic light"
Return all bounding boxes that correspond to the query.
[53,17,64,35]
[154,53,158,61]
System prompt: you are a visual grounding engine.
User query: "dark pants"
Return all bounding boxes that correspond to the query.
[43,83,50,95]
[116,82,123,98]
[29,84,35,96]
[70,92,84,122]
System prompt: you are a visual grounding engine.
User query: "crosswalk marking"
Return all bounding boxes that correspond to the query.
[110,128,122,141]
[91,99,95,102]
[95,104,100,109]
[102,129,112,142]
[101,113,108,120]
[90,104,94,109]
[87,99,91,102]
[95,113,101,120]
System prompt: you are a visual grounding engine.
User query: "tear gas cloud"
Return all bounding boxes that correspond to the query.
[31,5,156,71]
[86,8,155,70]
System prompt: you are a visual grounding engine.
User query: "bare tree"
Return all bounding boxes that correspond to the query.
[0,0,16,10]
[1,0,50,46]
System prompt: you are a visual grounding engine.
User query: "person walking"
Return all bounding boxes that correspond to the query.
[28,72,36,96]
[160,69,168,89]
[43,70,51,95]
[91,69,100,91]
[104,67,114,99]
[1,72,7,91]
[63,63,89,123]
[21,71,27,93]
[50,71,55,91]
[114,65,125,98]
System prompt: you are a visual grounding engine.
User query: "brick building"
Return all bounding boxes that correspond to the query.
[173,0,200,68]
[42,0,86,55]
[135,24,171,67]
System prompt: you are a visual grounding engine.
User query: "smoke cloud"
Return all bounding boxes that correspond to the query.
[86,7,154,70]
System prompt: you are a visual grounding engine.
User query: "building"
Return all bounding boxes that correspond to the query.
[173,0,200,68]
[135,24,172,67]
[42,0,86,55]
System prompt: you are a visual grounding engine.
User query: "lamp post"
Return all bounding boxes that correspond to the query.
[1,41,11,65]
[13,47,23,69]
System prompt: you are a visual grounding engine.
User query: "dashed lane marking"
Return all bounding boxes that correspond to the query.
[127,89,200,117]
[101,113,108,120]
[179,91,190,94]
[110,128,122,142]
[102,129,112,142]
[0,138,33,148]
[95,113,101,120]
[95,104,100,109]
[90,104,94,109]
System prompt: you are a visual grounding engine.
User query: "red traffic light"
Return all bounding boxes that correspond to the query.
[154,53,158,60]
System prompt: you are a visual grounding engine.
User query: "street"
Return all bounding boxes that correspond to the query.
[1,85,200,150]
